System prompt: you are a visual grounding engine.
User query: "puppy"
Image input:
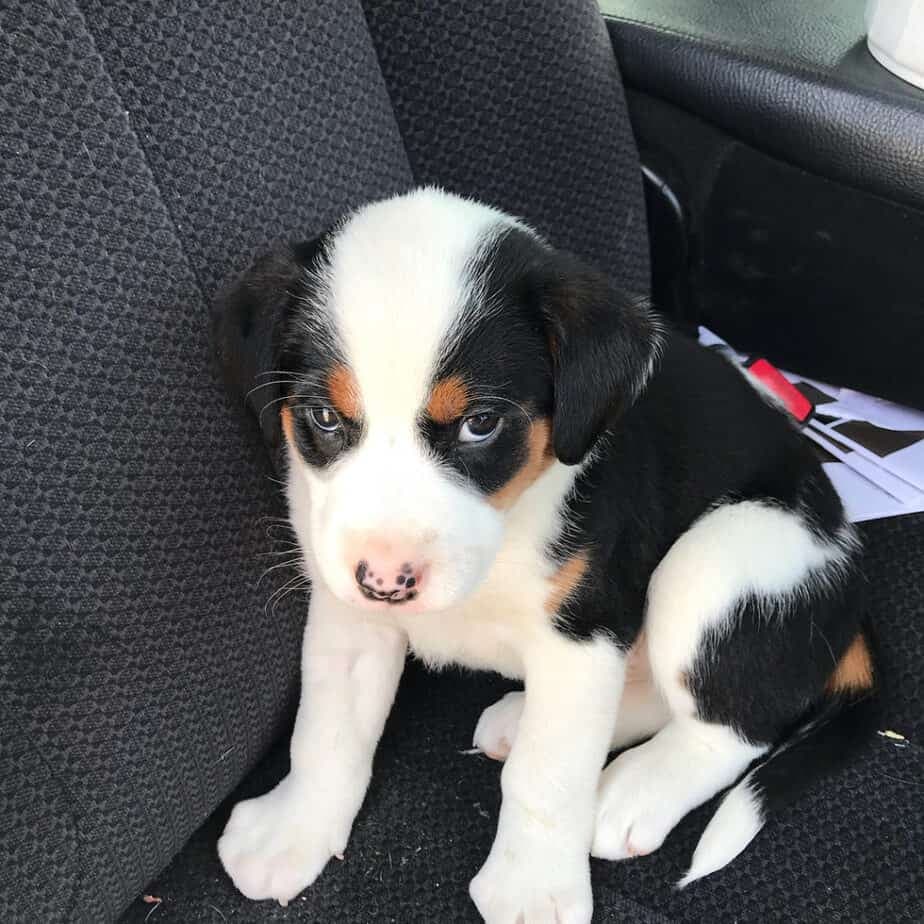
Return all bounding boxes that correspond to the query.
[215,188,874,923]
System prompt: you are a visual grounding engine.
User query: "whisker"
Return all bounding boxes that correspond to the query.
[257,516,295,530]
[261,520,298,544]
[257,556,305,587]
[268,576,312,617]
[271,581,311,618]
[290,403,336,413]
[256,546,302,557]
[264,572,310,613]
[266,520,295,534]
[257,393,329,426]
[265,571,303,602]
[265,520,296,534]
[465,393,533,420]
[245,379,303,400]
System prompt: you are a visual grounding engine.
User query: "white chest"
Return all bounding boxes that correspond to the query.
[395,525,557,679]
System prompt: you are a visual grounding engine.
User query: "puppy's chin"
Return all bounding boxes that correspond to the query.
[334,589,438,616]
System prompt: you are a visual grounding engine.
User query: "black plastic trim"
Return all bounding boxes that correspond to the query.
[602,1,924,212]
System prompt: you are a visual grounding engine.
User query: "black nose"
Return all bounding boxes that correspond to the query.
[354,559,418,604]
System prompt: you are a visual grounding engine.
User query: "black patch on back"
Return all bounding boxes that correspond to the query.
[551,334,858,646]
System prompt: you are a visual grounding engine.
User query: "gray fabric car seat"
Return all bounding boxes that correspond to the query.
[2,2,922,923]
[0,2,648,920]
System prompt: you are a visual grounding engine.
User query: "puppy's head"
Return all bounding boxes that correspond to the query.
[219,189,661,612]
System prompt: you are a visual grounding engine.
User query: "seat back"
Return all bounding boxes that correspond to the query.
[0,2,646,919]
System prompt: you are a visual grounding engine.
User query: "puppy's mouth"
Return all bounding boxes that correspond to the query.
[357,581,418,605]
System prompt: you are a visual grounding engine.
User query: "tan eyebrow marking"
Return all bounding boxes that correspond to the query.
[280,404,295,445]
[327,364,362,420]
[427,375,470,424]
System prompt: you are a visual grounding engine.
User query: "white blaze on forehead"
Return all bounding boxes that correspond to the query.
[325,189,511,425]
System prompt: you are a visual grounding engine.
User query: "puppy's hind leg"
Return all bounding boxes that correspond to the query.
[592,717,765,861]
[473,690,526,761]
[593,500,856,870]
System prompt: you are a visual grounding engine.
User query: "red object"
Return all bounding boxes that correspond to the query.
[745,358,814,423]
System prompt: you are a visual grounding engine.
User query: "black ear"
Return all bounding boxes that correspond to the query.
[540,254,662,465]
[213,236,328,449]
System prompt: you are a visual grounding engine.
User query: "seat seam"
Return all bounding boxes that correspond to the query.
[69,0,294,775]
[51,1,253,913]
[355,0,425,186]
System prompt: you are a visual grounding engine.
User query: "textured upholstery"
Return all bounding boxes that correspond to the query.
[2,1,921,922]
[365,0,650,295]
[0,0,411,919]
[0,1,646,921]
[80,0,414,296]
[0,2,334,918]
[120,514,924,923]
[120,641,924,924]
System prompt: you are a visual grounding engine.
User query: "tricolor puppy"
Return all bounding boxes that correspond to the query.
[216,188,874,923]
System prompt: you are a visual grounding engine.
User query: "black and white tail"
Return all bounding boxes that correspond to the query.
[678,688,877,888]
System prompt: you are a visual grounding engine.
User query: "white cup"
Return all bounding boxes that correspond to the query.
[866,0,924,90]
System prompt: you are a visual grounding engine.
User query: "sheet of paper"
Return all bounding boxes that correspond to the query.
[697,327,924,523]
[823,462,924,523]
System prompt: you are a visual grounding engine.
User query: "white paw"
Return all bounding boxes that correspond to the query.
[218,773,353,905]
[473,691,525,761]
[592,721,763,864]
[591,739,683,861]
[469,839,592,924]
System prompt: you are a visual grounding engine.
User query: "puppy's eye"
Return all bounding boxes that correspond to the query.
[458,413,502,444]
[308,406,342,433]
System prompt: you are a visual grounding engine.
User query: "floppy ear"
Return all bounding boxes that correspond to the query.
[539,253,662,465]
[213,237,327,449]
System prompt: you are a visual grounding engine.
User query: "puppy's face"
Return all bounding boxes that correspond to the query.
[221,189,660,613]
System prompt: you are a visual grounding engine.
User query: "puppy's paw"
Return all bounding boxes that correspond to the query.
[469,840,592,924]
[592,740,678,861]
[218,773,353,906]
[473,691,525,761]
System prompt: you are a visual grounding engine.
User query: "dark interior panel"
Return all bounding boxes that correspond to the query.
[630,92,924,409]
[602,0,924,212]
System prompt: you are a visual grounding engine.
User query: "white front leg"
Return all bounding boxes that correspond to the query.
[470,633,625,924]
[218,585,407,905]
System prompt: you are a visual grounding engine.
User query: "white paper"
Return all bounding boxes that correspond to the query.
[697,327,924,523]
